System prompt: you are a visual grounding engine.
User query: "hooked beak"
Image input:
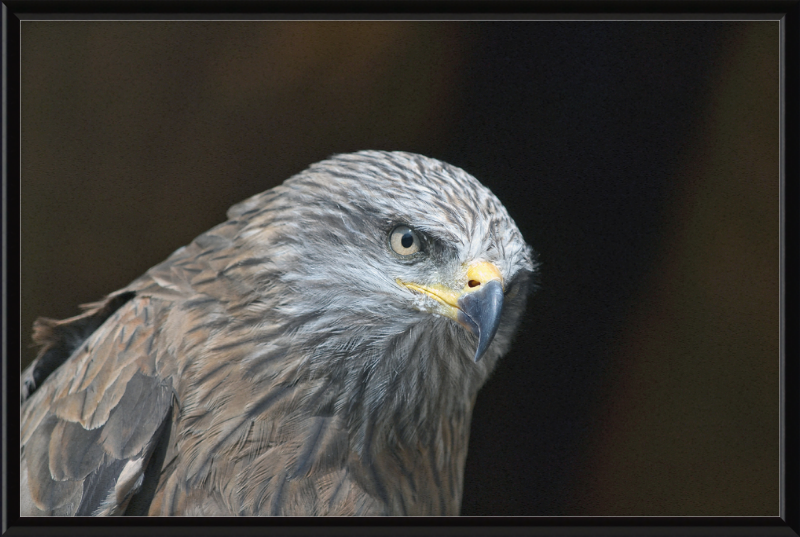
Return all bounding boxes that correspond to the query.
[457,279,504,362]
[397,261,504,362]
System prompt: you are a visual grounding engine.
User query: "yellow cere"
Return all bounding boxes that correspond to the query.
[465,261,504,291]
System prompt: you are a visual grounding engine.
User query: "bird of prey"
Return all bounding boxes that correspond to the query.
[20,151,536,516]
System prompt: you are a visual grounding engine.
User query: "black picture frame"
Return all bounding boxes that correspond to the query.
[3,1,797,536]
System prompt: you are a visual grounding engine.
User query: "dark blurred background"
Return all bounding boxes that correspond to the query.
[20,21,779,516]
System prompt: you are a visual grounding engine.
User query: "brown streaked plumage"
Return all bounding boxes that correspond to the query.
[20,151,536,516]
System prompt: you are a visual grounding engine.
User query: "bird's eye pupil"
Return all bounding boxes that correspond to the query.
[401,232,414,248]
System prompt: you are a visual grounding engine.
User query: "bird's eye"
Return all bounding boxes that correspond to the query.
[389,225,421,256]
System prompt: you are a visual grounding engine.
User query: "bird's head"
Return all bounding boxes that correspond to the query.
[227,151,536,395]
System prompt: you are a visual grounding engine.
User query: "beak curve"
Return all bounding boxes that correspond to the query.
[397,261,505,362]
[457,279,504,362]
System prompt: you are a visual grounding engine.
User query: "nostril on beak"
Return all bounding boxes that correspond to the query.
[468,280,480,288]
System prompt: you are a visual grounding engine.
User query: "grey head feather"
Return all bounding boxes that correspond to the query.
[214,150,536,450]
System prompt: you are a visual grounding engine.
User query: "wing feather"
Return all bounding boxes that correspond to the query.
[20,296,173,516]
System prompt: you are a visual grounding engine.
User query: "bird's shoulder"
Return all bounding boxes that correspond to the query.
[20,215,249,408]
[20,212,281,516]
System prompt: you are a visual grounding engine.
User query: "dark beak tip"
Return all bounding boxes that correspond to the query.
[457,280,505,362]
